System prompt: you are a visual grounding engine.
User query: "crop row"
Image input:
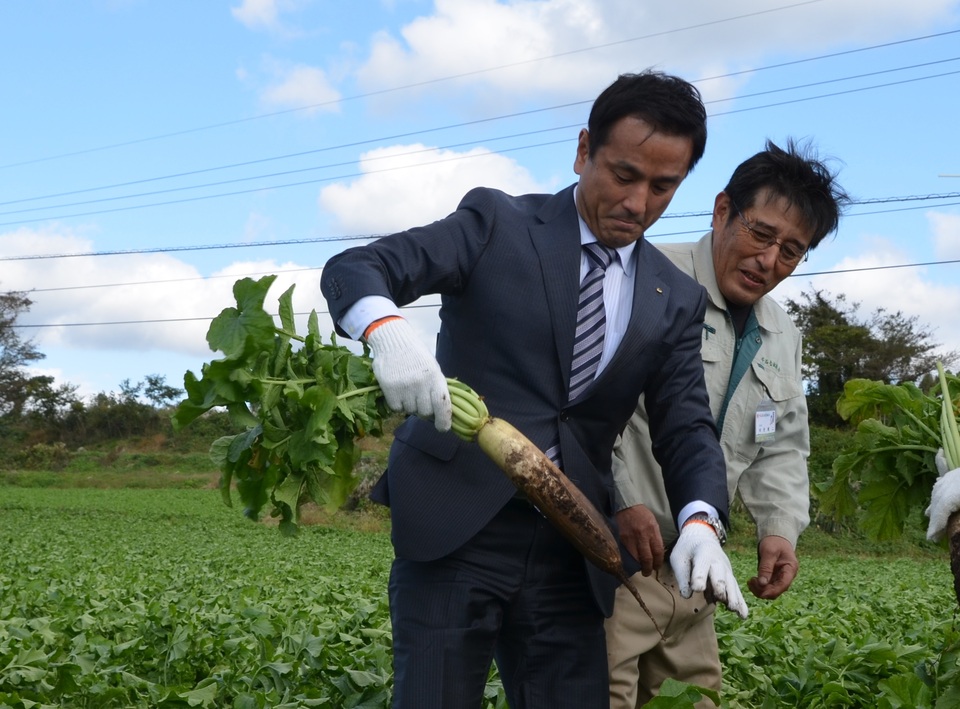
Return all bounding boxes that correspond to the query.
[1,488,959,707]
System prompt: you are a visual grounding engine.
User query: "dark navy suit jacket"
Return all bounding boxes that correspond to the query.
[321,184,728,616]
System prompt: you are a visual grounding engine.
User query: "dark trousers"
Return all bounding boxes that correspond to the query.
[387,499,609,709]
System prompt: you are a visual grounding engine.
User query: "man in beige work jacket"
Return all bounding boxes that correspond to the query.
[606,139,848,708]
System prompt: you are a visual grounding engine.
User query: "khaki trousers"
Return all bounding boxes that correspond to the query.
[605,568,722,709]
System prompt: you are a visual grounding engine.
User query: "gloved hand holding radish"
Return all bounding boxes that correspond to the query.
[364,315,452,433]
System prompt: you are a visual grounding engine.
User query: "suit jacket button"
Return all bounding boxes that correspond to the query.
[322,280,342,299]
[559,410,569,421]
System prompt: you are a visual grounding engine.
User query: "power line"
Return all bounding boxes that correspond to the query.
[1,234,376,261]
[3,65,957,230]
[709,68,960,119]
[0,117,581,209]
[663,191,960,219]
[13,300,439,329]
[3,191,958,263]
[4,31,957,213]
[0,138,571,228]
[0,128,576,216]
[793,258,960,277]
[0,0,832,172]
[25,267,322,293]
[704,56,960,107]
[12,258,960,331]
[693,29,960,84]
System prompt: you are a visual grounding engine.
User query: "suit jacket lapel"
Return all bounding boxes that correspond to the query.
[529,184,582,386]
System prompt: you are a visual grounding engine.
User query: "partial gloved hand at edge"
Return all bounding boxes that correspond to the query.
[365,317,452,432]
[925,448,960,542]
[670,520,749,619]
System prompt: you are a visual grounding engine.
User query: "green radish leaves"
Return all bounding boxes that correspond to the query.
[823,367,960,540]
[172,275,391,533]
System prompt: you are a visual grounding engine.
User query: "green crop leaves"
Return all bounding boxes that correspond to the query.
[172,275,391,532]
[0,488,399,708]
[3,489,959,708]
[820,371,959,541]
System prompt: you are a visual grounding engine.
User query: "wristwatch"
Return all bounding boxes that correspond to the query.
[685,512,727,546]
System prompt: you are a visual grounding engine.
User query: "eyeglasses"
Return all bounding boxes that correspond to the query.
[731,201,808,266]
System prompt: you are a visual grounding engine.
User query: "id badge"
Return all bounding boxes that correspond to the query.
[755,398,776,443]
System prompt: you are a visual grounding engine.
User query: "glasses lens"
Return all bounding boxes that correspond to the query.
[737,209,805,266]
[780,248,801,265]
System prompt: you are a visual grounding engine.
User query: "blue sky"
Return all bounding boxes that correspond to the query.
[2,0,960,401]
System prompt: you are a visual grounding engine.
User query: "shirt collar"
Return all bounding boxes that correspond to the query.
[572,185,637,276]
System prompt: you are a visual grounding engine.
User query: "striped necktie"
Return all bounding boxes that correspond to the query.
[568,242,617,401]
[543,242,618,469]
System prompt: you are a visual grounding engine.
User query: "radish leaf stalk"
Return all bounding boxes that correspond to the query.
[935,361,960,605]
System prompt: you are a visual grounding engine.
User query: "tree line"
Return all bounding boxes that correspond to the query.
[1,283,957,452]
[783,288,958,427]
[1,289,184,451]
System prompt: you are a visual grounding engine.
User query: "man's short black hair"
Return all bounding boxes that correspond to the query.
[587,70,707,173]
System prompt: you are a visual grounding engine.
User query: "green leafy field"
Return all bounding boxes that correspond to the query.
[2,488,960,708]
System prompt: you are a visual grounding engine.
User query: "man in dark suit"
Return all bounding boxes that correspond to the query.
[321,70,747,709]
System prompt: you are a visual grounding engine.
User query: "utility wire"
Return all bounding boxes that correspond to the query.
[13,257,960,330]
[0,138,571,228]
[19,240,960,297]
[4,33,958,210]
[13,299,441,329]
[0,0,832,172]
[0,116,582,208]
[4,55,959,219]
[2,234,376,261]
[6,193,960,314]
[3,65,958,230]
[0,129,575,216]
[710,68,960,118]
[26,266,323,293]
[3,192,958,263]
[794,259,960,277]
[704,56,960,107]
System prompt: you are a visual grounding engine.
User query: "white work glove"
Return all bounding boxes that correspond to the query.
[925,448,960,542]
[365,317,452,432]
[670,521,749,619]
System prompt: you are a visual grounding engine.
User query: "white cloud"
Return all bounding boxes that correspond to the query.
[318,143,549,232]
[353,0,960,103]
[259,62,341,112]
[5,244,210,357]
[0,224,439,397]
[315,140,556,348]
[356,0,630,100]
[0,226,322,362]
[232,0,305,32]
[231,0,281,30]
[930,211,960,260]
[776,234,960,362]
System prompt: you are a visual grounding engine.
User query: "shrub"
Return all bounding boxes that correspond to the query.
[165,410,238,453]
[7,441,71,470]
[808,424,856,528]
